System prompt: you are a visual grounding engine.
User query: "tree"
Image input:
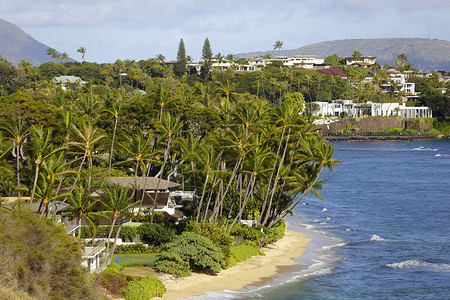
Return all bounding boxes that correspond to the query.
[273,41,283,56]
[26,125,64,203]
[155,231,225,277]
[77,47,86,62]
[101,183,135,265]
[201,38,213,77]
[324,54,342,66]
[46,48,58,62]
[65,186,104,238]
[0,116,29,200]
[156,54,166,63]
[351,51,362,61]
[175,38,187,77]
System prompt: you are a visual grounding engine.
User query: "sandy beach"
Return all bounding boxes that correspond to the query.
[157,227,312,299]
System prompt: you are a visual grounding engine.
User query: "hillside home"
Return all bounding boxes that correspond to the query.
[344,56,377,67]
[271,55,325,69]
[109,177,183,217]
[312,99,432,118]
[53,75,87,90]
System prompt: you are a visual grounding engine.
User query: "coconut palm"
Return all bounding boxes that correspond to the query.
[26,125,65,202]
[101,183,135,265]
[65,186,104,238]
[69,121,105,192]
[77,47,86,62]
[0,116,29,200]
[214,79,237,122]
[103,92,124,185]
[273,41,283,56]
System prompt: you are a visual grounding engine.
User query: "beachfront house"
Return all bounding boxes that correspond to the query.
[109,177,184,217]
[312,99,432,119]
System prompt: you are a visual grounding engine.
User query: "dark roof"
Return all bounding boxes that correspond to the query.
[132,190,170,207]
[109,177,180,190]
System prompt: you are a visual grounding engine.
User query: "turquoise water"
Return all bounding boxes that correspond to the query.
[187,140,450,299]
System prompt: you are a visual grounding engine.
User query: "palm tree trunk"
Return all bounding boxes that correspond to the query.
[108,117,118,186]
[262,128,291,226]
[104,216,117,266]
[107,222,124,265]
[16,144,21,200]
[196,172,210,223]
[30,164,39,202]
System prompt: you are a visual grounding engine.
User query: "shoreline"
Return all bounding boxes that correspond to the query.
[157,226,312,299]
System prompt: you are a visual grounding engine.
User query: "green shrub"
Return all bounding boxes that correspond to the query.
[230,243,264,262]
[230,225,263,242]
[106,263,124,273]
[80,225,138,242]
[190,222,233,259]
[155,232,226,277]
[122,277,166,300]
[138,222,175,246]
[424,128,440,135]
[385,127,403,134]
[114,243,153,254]
[405,129,419,134]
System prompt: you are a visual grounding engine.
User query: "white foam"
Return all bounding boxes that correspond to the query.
[345,228,352,232]
[322,208,328,212]
[386,259,450,272]
[322,242,346,250]
[412,146,438,151]
[435,153,450,157]
[370,234,388,241]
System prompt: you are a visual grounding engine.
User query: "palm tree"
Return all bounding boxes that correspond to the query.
[273,41,283,56]
[101,183,135,265]
[117,128,155,198]
[26,125,65,202]
[214,79,237,123]
[61,52,69,63]
[69,121,105,192]
[77,47,86,62]
[46,48,57,62]
[66,186,104,238]
[267,139,340,227]
[0,116,29,200]
[351,51,362,61]
[156,54,166,63]
[103,92,124,185]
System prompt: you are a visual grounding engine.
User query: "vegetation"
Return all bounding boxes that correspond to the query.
[0,39,448,298]
[0,209,101,300]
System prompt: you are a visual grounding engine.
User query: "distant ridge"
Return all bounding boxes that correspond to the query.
[237,38,450,71]
[0,18,73,66]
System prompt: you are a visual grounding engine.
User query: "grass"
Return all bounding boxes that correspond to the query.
[121,266,158,277]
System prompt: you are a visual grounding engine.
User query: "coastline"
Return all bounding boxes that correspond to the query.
[157,226,312,300]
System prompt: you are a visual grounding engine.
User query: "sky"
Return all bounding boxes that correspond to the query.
[1,0,449,63]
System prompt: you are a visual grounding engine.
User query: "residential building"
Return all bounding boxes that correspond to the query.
[312,99,432,118]
[344,56,377,67]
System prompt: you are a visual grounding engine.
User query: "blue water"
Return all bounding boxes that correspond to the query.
[187,140,450,299]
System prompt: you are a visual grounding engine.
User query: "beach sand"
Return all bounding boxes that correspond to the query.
[157,227,312,299]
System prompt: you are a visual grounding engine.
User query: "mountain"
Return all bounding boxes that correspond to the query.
[237,38,450,71]
[0,18,70,66]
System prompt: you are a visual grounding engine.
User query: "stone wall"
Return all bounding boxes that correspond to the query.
[318,117,432,133]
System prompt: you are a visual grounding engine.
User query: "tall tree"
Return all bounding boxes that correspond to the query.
[77,47,86,62]
[175,38,187,77]
[201,38,213,78]
[0,116,29,200]
[273,41,283,56]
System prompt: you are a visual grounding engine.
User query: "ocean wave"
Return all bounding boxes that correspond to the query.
[412,146,438,151]
[322,242,346,250]
[435,153,450,157]
[370,234,388,242]
[386,259,450,272]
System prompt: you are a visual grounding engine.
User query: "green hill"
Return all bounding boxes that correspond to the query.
[237,38,450,71]
[0,18,71,66]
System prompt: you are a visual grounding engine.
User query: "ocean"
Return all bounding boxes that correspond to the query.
[187,139,450,299]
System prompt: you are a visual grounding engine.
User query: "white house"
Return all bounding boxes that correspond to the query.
[312,100,432,118]
[271,55,325,69]
[53,75,87,90]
